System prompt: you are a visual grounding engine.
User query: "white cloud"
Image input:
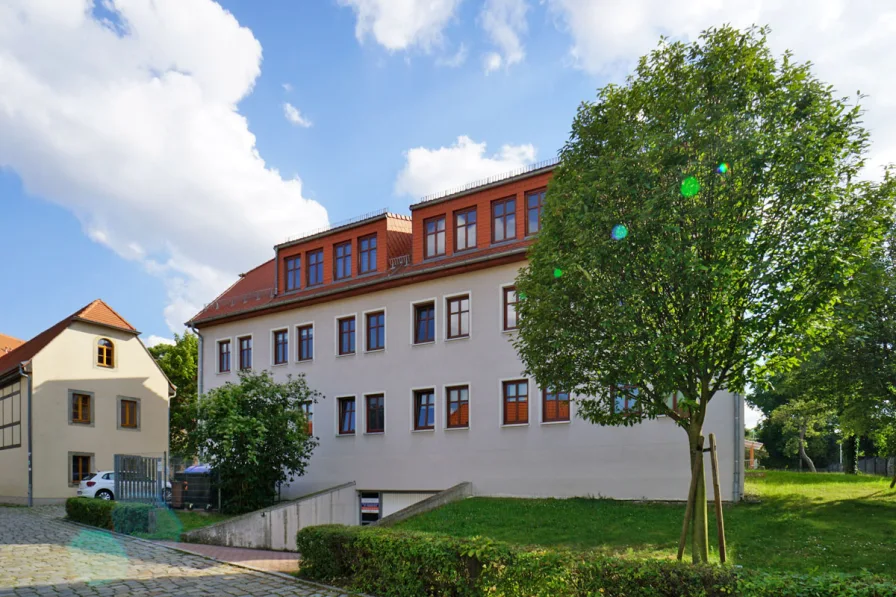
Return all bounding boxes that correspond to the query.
[546,0,896,173]
[436,43,469,68]
[338,0,462,52]
[0,0,329,334]
[282,82,292,92]
[480,0,528,73]
[144,335,175,348]
[283,102,312,127]
[395,135,536,199]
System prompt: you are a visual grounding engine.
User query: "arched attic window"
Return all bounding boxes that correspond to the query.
[97,338,114,368]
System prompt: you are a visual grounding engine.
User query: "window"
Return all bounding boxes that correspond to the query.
[366,311,385,351]
[366,394,385,433]
[119,398,139,429]
[424,215,446,258]
[302,402,313,435]
[70,392,91,425]
[238,336,252,370]
[492,197,516,243]
[664,391,684,414]
[543,389,570,422]
[503,286,519,331]
[338,397,356,435]
[218,340,231,373]
[285,256,301,291]
[273,329,289,365]
[359,234,377,274]
[446,385,469,429]
[338,316,356,355]
[413,302,435,344]
[454,207,477,252]
[70,454,92,485]
[297,325,314,361]
[307,249,324,286]
[526,189,545,235]
[0,382,22,450]
[97,338,114,368]
[503,380,529,425]
[334,241,352,280]
[413,389,435,430]
[612,385,641,414]
[446,295,470,339]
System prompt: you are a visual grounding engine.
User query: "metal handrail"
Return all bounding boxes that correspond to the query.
[277,208,391,246]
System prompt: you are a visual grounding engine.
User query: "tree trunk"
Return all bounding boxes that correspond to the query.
[843,435,858,475]
[798,425,817,473]
[687,429,709,563]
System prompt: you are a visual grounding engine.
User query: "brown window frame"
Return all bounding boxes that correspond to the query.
[358,233,377,274]
[453,207,477,252]
[338,397,356,435]
[366,394,385,433]
[238,336,252,370]
[446,295,470,339]
[285,255,301,291]
[97,338,114,368]
[366,311,385,351]
[446,385,469,429]
[502,379,529,425]
[307,249,324,287]
[218,340,231,372]
[413,389,436,430]
[70,454,92,485]
[338,316,356,355]
[334,241,352,280]
[542,389,570,423]
[526,188,546,236]
[297,325,313,361]
[503,286,519,331]
[424,215,446,259]
[611,384,641,415]
[71,392,91,425]
[413,302,436,344]
[491,197,517,243]
[120,399,138,429]
[273,329,289,365]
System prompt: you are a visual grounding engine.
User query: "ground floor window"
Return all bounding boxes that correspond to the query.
[503,380,529,425]
[359,491,381,525]
[70,453,93,485]
[338,397,356,435]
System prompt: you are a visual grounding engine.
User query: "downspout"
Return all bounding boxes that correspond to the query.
[732,392,743,501]
[189,325,203,398]
[20,364,33,507]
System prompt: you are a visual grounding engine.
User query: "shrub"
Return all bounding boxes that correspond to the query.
[296,525,896,597]
[110,502,156,534]
[66,497,115,529]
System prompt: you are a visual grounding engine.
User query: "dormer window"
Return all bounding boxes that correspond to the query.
[97,338,114,368]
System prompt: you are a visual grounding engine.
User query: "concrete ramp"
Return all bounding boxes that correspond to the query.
[182,481,356,551]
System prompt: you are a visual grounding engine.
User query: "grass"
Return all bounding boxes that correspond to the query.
[394,471,896,575]
[133,509,233,541]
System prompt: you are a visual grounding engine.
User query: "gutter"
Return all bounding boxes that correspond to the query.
[733,392,743,501]
[19,363,33,507]
[190,325,203,398]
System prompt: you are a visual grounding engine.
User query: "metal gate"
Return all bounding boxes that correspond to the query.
[114,454,167,504]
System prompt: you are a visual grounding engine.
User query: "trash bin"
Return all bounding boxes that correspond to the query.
[175,464,218,511]
[170,480,186,509]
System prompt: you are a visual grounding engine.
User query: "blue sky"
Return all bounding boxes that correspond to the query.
[1,2,893,430]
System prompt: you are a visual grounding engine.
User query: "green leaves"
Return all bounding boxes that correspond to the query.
[149,332,199,458]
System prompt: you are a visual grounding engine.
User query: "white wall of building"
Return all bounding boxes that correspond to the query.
[200,262,743,502]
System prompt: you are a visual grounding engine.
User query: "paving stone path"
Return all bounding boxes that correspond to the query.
[0,506,352,597]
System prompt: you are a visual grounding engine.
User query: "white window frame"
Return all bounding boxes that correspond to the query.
[443,290,472,342]
[295,322,315,364]
[409,298,438,346]
[361,307,388,354]
[497,376,531,428]
[334,313,358,357]
[443,382,471,431]
[409,386,437,433]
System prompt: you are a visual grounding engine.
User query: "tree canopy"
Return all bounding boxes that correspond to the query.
[148,333,198,458]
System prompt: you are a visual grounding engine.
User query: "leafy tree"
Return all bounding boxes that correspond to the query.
[770,398,835,473]
[148,333,199,459]
[195,371,319,513]
[515,26,891,562]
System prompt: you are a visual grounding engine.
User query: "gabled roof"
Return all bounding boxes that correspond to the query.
[0,299,139,379]
[0,333,24,355]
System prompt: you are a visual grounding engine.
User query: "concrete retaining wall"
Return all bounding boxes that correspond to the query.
[374,482,471,527]
[182,481,356,551]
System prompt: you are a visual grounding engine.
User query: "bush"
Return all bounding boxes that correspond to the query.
[110,502,156,534]
[296,525,896,597]
[66,497,115,529]
[66,498,157,534]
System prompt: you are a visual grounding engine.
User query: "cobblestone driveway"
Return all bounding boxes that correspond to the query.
[0,506,350,597]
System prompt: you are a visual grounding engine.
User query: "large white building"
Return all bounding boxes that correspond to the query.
[189,163,745,522]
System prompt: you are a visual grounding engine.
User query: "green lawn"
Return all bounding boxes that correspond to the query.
[394,471,896,575]
[134,509,233,541]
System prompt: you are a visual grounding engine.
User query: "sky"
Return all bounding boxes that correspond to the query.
[2,1,895,428]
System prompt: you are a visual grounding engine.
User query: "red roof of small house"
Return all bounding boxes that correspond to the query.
[0,333,24,355]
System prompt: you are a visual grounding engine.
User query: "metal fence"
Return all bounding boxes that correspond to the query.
[824,456,895,476]
[113,453,169,505]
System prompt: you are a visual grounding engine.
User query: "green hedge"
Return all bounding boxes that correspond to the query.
[66,498,156,534]
[296,525,896,597]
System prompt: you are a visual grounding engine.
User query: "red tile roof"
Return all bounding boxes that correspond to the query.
[0,300,138,378]
[188,240,532,327]
[0,334,24,355]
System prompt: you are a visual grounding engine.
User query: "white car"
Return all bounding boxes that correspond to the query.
[77,471,172,502]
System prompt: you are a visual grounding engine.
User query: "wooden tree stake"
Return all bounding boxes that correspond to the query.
[709,433,727,564]
[677,436,704,561]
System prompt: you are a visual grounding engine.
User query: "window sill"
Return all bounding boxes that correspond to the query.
[365,431,385,436]
[365,348,385,354]
[411,428,435,433]
[445,426,469,431]
[445,335,470,343]
[490,238,519,248]
[336,352,356,358]
[117,427,141,432]
[216,371,231,375]
[336,432,356,438]
[412,341,436,347]
[501,328,517,335]
[541,420,571,426]
[295,359,313,365]
[271,362,288,368]
[501,423,529,428]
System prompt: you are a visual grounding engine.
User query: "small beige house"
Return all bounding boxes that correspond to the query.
[0,300,174,505]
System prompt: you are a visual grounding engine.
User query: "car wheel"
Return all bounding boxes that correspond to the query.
[96,489,114,501]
